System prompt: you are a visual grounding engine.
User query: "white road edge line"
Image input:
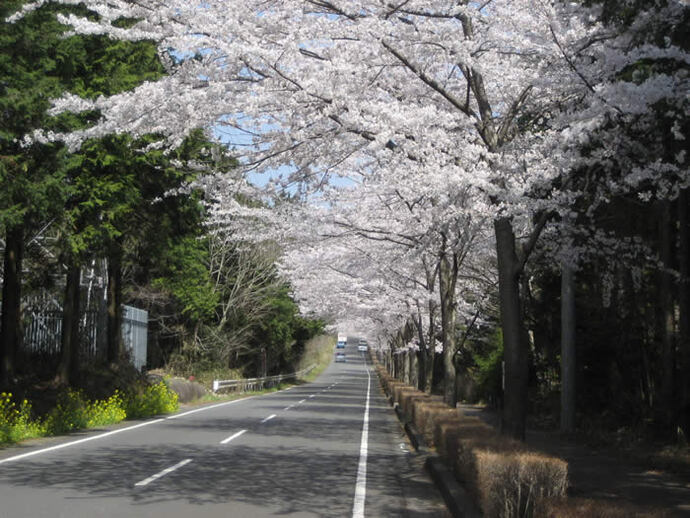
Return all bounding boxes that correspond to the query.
[167,395,256,420]
[220,429,247,445]
[134,458,192,487]
[352,362,371,518]
[0,384,293,466]
[0,418,166,466]
[261,414,276,423]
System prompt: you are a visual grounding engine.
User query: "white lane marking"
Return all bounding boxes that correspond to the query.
[0,419,166,466]
[261,414,276,423]
[309,394,315,399]
[220,429,247,445]
[298,399,306,404]
[352,364,371,518]
[134,458,192,487]
[167,396,256,420]
[0,384,294,466]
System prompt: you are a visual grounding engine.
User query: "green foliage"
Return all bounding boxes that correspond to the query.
[474,329,504,404]
[250,286,325,374]
[123,381,179,419]
[0,382,179,447]
[153,237,220,322]
[0,392,46,444]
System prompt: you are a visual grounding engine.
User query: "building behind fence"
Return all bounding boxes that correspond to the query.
[22,304,148,370]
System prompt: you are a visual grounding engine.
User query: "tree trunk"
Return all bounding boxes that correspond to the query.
[560,262,576,434]
[106,248,123,364]
[1,226,23,386]
[425,301,436,393]
[495,217,529,440]
[56,262,81,385]
[658,201,676,425]
[413,309,431,392]
[440,248,459,406]
[678,189,690,435]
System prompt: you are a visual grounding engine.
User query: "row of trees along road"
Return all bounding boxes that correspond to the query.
[5,1,689,440]
[0,1,324,392]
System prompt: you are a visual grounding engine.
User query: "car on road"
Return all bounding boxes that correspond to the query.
[358,339,368,352]
[336,334,347,349]
[335,352,346,362]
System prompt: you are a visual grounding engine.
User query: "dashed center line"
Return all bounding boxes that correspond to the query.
[220,429,247,445]
[134,458,192,487]
[261,414,276,423]
[309,394,315,398]
[298,399,306,404]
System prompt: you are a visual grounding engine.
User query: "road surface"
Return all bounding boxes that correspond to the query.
[0,339,448,517]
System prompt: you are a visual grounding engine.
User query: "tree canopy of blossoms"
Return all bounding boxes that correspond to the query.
[9,0,689,438]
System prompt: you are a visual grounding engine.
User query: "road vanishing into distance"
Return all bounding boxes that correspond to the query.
[0,339,448,517]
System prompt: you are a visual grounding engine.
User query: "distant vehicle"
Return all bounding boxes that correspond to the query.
[358,339,368,352]
[335,352,347,362]
[336,334,347,349]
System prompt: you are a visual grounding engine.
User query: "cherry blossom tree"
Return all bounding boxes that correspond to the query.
[9,0,689,438]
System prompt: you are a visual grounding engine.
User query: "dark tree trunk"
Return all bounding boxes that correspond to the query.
[1,226,24,386]
[439,246,459,407]
[106,248,123,364]
[495,217,529,440]
[560,262,576,434]
[56,262,81,385]
[678,190,689,434]
[658,201,676,425]
[425,301,436,393]
[413,309,432,392]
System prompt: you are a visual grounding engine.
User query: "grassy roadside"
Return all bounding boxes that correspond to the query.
[194,334,336,403]
[297,334,335,383]
[0,380,179,448]
[1,334,336,448]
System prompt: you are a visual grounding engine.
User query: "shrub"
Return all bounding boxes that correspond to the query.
[414,400,457,445]
[433,414,464,461]
[474,451,567,518]
[124,381,179,418]
[398,390,430,422]
[86,391,127,427]
[0,393,46,444]
[44,389,126,435]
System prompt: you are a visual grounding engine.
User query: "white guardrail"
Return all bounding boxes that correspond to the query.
[212,364,317,393]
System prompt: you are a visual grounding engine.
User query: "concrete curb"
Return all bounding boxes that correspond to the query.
[425,456,481,518]
[378,373,480,518]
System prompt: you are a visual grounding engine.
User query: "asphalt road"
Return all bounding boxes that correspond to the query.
[0,340,448,517]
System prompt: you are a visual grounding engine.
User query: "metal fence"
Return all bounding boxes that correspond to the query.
[122,305,147,370]
[20,304,147,369]
[212,364,317,393]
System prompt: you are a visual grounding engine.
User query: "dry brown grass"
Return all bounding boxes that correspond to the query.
[453,417,521,485]
[536,497,670,518]
[398,390,430,421]
[474,450,568,518]
[413,400,459,445]
[433,414,464,460]
[392,384,416,405]
[387,380,406,399]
